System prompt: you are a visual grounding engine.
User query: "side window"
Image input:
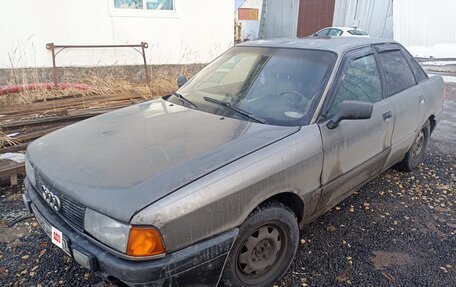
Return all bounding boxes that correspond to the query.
[326,55,383,118]
[400,47,428,83]
[315,29,330,36]
[348,29,368,36]
[327,54,383,118]
[378,50,416,96]
[328,29,343,36]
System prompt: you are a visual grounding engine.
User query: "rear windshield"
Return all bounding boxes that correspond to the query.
[170,47,336,126]
[348,29,368,36]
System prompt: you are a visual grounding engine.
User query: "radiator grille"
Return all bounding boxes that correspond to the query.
[35,174,85,231]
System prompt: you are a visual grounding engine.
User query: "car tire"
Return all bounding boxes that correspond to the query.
[221,201,299,287]
[396,120,430,172]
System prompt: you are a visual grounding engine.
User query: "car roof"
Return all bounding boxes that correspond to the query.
[236,37,394,55]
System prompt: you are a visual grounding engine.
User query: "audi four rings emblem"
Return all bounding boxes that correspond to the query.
[41,185,61,211]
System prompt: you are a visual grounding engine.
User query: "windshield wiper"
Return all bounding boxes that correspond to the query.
[173,92,198,109]
[203,96,266,124]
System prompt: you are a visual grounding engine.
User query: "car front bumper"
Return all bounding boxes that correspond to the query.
[24,180,239,286]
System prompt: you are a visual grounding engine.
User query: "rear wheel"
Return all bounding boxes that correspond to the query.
[222,202,299,287]
[397,120,430,172]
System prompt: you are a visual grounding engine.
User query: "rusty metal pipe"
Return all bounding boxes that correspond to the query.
[46,42,150,87]
[141,42,150,88]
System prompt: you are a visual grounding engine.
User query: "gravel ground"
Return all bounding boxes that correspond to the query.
[1,85,455,287]
[278,147,455,287]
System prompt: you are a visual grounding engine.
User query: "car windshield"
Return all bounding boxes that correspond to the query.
[169,46,336,126]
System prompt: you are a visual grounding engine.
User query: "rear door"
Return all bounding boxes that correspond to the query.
[374,44,425,167]
[316,47,394,212]
[399,44,432,124]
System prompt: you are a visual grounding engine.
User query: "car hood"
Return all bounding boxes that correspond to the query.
[27,99,299,222]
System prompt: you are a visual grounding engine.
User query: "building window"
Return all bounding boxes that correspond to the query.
[114,0,174,10]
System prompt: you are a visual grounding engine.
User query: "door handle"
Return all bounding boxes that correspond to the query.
[419,95,425,104]
[382,111,392,120]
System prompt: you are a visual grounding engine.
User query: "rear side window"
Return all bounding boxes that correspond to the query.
[348,29,368,36]
[400,47,428,83]
[378,50,416,96]
[327,54,383,118]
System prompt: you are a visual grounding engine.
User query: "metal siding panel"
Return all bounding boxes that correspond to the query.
[332,0,347,27]
[260,0,299,38]
[394,0,456,47]
[332,0,393,39]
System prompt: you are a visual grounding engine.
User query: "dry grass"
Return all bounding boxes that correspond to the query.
[0,67,197,150]
[1,65,201,107]
[0,86,87,107]
[0,131,19,147]
[0,48,203,152]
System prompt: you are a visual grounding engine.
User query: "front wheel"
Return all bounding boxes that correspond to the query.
[397,120,430,172]
[221,202,299,287]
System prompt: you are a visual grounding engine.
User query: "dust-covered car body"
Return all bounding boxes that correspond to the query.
[23,37,444,286]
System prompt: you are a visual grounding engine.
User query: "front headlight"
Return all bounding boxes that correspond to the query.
[84,209,165,257]
[84,208,130,253]
[25,159,36,187]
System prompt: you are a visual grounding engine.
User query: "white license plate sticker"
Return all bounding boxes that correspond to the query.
[51,226,63,249]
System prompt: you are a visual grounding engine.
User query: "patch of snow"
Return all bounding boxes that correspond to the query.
[420,61,456,66]
[441,76,456,84]
[429,74,456,84]
[407,44,456,59]
[0,152,26,163]
[7,132,19,137]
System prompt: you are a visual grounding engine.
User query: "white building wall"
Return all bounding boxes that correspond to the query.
[333,0,393,39]
[0,0,234,68]
[394,0,456,57]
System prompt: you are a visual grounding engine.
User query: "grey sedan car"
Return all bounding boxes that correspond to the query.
[23,37,444,286]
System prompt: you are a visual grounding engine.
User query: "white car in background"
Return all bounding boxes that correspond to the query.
[313,27,370,38]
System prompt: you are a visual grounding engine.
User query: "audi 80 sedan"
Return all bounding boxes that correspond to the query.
[23,37,444,286]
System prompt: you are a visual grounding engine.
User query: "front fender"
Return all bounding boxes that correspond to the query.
[132,125,323,253]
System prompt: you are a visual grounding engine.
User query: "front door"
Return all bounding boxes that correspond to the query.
[316,47,394,212]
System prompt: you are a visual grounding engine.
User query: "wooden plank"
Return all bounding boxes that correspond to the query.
[0,99,136,121]
[0,99,145,129]
[0,162,25,178]
[9,126,64,143]
[0,92,144,115]
[0,99,128,121]
[0,143,29,153]
[10,173,18,187]
[0,112,103,129]
[0,97,147,154]
[32,92,98,103]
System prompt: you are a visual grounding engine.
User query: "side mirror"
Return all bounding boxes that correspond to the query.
[177,75,188,88]
[327,101,373,129]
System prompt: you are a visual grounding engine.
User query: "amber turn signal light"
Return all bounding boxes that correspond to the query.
[126,226,165,257]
